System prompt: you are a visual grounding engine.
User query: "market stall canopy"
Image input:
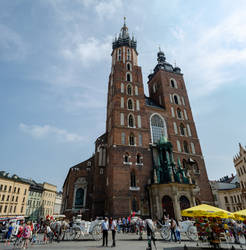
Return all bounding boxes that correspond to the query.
[181,204,234,218]
[232,209,246,221]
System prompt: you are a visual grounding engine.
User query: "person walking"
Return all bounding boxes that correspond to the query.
[111,218,117,247]
[101,217,109,247]
[170,218,177,242]
[176,220,181,243]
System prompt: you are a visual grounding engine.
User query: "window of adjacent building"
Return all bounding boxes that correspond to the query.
[12,196,14,202]
[127,84,132,95]
[0,185,2,191]
[135,86,138,96]
[173,122,178,134]
[4,185,7,191]
[184,109,188,120]
[227,206,230,211]
[191,142,196,154]
[0,205,2,213]
[127,99,133,110]
[4,205,7,213]
[180,123,185,136]
[9,186,12,192]
[136,100,140,111]
[121,83,124,93]
[177,108,182,119]
[224,196,228,203]
[132,198,138,212]
[130,171,136,187]
[10,205,12,213]
[16,196,18,202]
[138,133,142,146]
[230,196,233,203]
[171,107,175,117]
[1,195,4,201]
[150,114,166,144]
[128,114,134,127]
[118,48,121,61]
[137,115,141,128]
[120,113,124,126]
[126,62,131,71]
[121,97,124,108]
[126,72,132,82]
[121,132,126,144]
[124,153,129,163]
[6,195,9,201]
[129,133,135,145]
[24,189,27,195]
[127,48,131,61]
[183,141,189,153]
[177,140,181,152]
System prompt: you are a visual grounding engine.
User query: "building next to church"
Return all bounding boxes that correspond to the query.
[62,21,214,220]
[0,171,30,218]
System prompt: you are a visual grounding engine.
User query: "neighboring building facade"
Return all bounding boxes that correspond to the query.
[62,21,213,220]
[24,179,43,221]
[54,192,63,215]
[0,171,30,217]
[210,175,243,212]
[40,182,57,218]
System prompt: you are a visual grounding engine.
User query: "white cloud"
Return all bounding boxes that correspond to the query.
[95,0,122,19]
[61,36,112,66]
[19,123,84,143]
[0,24,27,61]
[168,9,246,97]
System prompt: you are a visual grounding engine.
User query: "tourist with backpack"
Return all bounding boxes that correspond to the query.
[22,221,31,249]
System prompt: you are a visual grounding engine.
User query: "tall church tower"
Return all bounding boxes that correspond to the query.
[147,50,213,206]
[105,20,152,216]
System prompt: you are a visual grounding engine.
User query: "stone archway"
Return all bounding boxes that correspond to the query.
[179,195,190,211]
[162,195,175,219]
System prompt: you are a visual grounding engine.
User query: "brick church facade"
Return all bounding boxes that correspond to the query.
[62,21,213,220]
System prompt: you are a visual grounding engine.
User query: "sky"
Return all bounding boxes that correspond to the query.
[1,0,246,190]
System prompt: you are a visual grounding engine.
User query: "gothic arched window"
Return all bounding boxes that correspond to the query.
[180,123,185,136]
[127,48,131,61]
[75,188,84,207]
[124,153,129,163]
[128,114,134,127]
[150,114,166,143]
[177,108,182,119]
[127,62,132,71]
[137,154,141,164]
[170,79,177,88]
[183,141,189,153]
[128,99,133,110]
[131,171,136,187]
[126,72,132,82]
[127,84,132,95]
[174,95,179,104]
[129,133,135,145]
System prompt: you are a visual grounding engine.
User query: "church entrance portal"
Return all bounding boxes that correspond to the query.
[162,195,175,219]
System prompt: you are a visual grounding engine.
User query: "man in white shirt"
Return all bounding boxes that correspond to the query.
[101,217,109,247]
[111,218,117,247]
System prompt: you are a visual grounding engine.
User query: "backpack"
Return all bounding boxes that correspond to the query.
[23,226,31,238]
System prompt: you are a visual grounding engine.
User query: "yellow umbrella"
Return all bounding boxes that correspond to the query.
[233,209,246,221]
[181,204,234,219]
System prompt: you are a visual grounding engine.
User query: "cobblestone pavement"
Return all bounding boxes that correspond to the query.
[0,233,245,250]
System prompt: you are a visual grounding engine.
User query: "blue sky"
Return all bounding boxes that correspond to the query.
[1,0,246,190]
